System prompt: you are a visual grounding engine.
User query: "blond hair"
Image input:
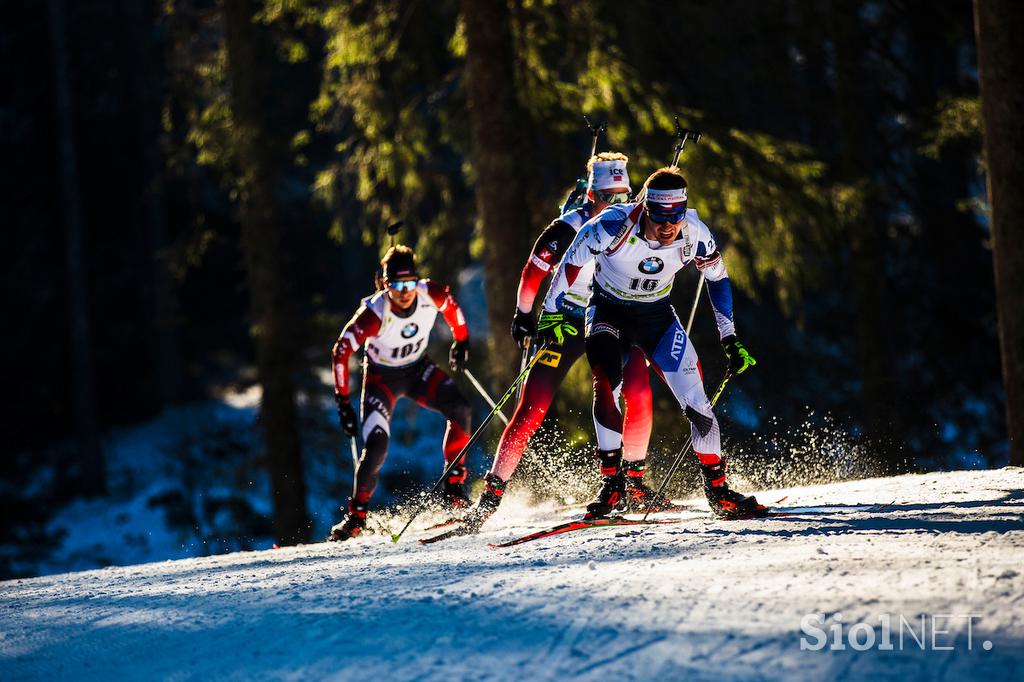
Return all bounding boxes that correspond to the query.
[587,151,629,173]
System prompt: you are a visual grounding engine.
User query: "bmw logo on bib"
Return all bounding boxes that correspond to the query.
[400,322,419,339]
[639,257,664,274]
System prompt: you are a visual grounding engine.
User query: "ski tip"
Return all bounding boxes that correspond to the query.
[390,534,401,543]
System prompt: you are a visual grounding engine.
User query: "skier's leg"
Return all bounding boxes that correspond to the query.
[585,318,627,452]
[329,372,396,540]
[412,359,472,464]
[489,332,584,481]
[413,359,473,507]
[353,376,397,503]
[451,332,587,531]
[621,345,653,463]
[645,317,721,459]
[620,345,673,510]
[646,317,765,517]
[583,307,630,517]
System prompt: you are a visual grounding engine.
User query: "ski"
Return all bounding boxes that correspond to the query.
[486,499,896,547]
[422,517,460,532]
[766,501,895,515]
[488,516,681,548]
[419,526,473,545]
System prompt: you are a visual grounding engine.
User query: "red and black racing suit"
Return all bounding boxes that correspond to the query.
[332,281,472,506]
[489,208,653,483]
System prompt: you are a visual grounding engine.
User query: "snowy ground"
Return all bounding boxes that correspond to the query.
[3,468,1022,681]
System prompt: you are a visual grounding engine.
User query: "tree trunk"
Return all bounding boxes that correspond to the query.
[975,0,1024,467]
[48,0,105,495]
[828,0,900,471]
[461,0,533,388]
[128,0,184,406]
[223,0,310,544]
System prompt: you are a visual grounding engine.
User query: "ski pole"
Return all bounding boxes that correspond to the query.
[390,347,547,543]
[684,274,706,336]
[515,337,531,405]
[463,369,510,426]
[349,437,360,498]
[642,371,733,521]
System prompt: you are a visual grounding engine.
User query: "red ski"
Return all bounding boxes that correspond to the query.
[487,516,681,548]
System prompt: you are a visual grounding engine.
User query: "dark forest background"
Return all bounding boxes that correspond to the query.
[3,0,1022,562]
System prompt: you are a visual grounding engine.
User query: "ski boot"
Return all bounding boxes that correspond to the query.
[442,465,471,510]
[328,500,368,541]
[584,448,627,519]
[623,460,673,512]
[701,459,767,519]
[456,473,507,534]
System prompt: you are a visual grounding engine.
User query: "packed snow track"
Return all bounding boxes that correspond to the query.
[3,469,1023,681]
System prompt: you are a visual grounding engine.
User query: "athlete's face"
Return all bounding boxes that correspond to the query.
[643,212,685,246]
[386,278,418,309]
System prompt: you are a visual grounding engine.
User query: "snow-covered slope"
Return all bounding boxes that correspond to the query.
[3,468,1022,681]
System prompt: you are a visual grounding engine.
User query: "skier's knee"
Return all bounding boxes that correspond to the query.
[361,408,391,442]
[363,425,390,468]
[685,405,716,439]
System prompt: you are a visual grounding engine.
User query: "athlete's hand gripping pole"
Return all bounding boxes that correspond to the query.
[389,347,547,543]
[641,371,733,521]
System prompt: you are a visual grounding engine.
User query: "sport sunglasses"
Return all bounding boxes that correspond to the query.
[646,206,687,224]
[594,189,630,205]
[388,279,418,292]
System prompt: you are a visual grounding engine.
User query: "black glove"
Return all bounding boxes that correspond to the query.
[449,340,470,373]
[335,394,359,437]
[721,335,757,375]
[510,309,536,348]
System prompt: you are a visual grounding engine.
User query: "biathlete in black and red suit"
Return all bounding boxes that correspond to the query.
[328,245,473,541]
[456,153,668,534]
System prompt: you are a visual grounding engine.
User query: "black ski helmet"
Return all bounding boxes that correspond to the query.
[381,245,418,282]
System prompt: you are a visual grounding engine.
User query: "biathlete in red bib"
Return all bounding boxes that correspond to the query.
[328,245,473,541]
[455,153,668,534]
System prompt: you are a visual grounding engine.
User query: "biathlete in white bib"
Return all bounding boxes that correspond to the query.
[540,166,766,519]
[328,245,473,540]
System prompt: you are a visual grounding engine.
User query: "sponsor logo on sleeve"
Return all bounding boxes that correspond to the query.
[531,253,553,271]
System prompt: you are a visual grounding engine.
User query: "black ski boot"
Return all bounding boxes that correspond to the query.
[624,460,673,512]
[701,459,767,519]
[442,465,471,510]
[328,500,368,541]
[585,448,626,519]
[457,473,507,534]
